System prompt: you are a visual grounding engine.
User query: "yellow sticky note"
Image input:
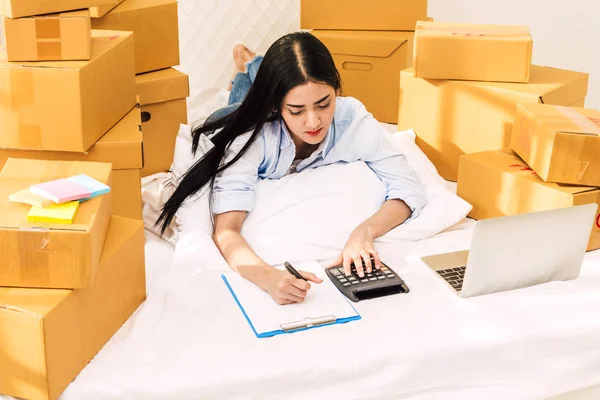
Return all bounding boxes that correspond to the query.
[27,201,79,224]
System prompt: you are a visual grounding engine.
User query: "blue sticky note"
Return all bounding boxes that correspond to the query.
[68,174,110,200]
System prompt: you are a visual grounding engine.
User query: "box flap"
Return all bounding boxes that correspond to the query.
[14,9,90,19]
[0,288,71,318]
[57,9,91,18]
[109,0,176,13]
[534,66,589,105]
[91,106,143,168]
[99,215,144,262]
[402,65,588,101]
[466,150,600,195]
[136,68,189,105]
[0,29,131,69]
[2,0,115,18]
[312,30,412,58]
[415,21,531,39]
[0,159,112,231]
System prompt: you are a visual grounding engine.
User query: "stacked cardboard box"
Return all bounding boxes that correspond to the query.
[90,0,190,177]
[0,2,147,399]
[301,0,428,124]
[0,28,143,219]
[395,23,600,250]
[397,21,591,182]
[457,104,600,251]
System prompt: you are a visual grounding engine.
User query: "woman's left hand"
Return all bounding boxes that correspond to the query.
[327,225,381,278]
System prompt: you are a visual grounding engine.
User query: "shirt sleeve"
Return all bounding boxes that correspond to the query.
[212,132,265,214]
[348,100,427,221]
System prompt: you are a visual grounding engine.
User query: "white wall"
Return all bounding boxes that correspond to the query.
[428,0,600,109]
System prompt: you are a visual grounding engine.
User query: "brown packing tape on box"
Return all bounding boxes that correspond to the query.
[4,66,43,149]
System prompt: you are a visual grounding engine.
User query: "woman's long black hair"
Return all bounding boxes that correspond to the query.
[156,32,341,235]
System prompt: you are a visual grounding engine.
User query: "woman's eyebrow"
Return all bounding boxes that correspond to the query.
[286,94,330,108]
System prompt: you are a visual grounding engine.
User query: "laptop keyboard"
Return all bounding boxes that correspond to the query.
[436,266,466,292]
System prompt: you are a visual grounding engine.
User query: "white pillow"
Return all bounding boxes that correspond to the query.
[173,123,472,266]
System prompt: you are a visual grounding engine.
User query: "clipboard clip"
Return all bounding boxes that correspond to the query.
[280,315,336,332]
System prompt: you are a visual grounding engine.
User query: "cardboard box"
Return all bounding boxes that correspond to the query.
[0,30,136,152]
[112,168,142,219]
[0,216,146,400]
[91,0,179,74]
[137,68,189,176]
[312,30,414,124]
[2,0,116,18]
[0,159,113,289]
[90,0,124,17]
[301,0,427,31]
[3,10,91,62]
[398,65,589,181]
[457,149,600,251]
[0,107,143,219]
[510,102,600,186]
[413,21,532,83]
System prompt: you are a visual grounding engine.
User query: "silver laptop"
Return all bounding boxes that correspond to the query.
[422,204,598,298]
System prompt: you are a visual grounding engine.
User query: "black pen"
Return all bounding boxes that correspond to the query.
[284,261,307,281]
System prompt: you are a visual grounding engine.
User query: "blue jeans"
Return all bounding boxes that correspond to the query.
[207,55,263,122]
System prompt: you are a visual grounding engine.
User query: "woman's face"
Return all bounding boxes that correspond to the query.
[280,81,336,146]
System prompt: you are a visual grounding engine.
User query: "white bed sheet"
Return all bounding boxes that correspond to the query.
[46,225,600,400]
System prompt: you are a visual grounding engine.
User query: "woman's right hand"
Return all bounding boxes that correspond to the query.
[262,268,322,305]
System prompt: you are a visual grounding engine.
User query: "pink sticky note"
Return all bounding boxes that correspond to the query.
[30,178,92,204]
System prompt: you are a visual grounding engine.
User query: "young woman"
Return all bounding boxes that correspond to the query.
[157,32,426,305]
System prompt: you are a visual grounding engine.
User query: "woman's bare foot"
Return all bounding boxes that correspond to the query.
[228,44,256,90]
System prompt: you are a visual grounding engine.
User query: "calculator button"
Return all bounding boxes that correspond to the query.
[369,277,377,281]
[332,269,341,276]
[343,283,351,287]
[360,279,369,283]
[351,280,359,285]
[380,266,388,271]
[377,276,385,280]
[339,278,348,283]
[366,273,373,278]
[348,277,357,282]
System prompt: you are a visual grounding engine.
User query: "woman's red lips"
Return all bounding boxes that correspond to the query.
[306,128,321,136]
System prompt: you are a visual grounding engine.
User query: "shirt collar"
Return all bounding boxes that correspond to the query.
[279,118,336,157]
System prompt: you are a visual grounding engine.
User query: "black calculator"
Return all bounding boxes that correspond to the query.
[325,259,410,302]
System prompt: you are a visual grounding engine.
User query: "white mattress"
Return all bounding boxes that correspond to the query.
[44,227,599,400]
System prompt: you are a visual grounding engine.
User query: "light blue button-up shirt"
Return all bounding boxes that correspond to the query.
[213,96,426,219]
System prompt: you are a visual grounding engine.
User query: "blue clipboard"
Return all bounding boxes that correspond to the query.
[221,274,361,338]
